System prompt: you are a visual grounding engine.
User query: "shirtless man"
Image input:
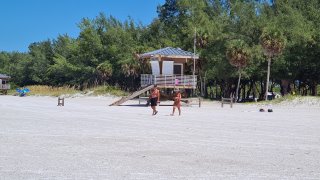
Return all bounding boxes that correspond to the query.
[149,85,160,115]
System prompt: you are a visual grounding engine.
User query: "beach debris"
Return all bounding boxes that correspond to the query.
[259,104,273,112]
[16,87,30,97]
[267,104,273,112]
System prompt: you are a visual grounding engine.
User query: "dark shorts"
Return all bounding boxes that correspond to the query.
[150,97,158,106]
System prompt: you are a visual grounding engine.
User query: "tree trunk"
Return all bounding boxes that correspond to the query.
[216,81,219,99]
[265,57,271,101]
[247,80,253,99]
[259,80,264,100]
[252,80,257,100]
[280,79,290,96]
[204,83,209,98]
[242,82,246,101]
[236,67,241,101]
[311,81,317,96]
[220,84,224,98]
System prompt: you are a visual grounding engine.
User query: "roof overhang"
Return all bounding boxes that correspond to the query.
[138,47,199,60]
[0,74,11,79]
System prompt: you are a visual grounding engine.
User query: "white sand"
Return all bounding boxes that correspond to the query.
[0,95,320,179]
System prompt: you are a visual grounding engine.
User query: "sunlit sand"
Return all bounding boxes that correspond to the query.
[1,96,319,179]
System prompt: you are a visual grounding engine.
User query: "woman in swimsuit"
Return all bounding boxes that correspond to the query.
[171,89,181,116]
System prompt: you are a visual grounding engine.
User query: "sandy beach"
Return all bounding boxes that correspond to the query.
[0,95,320,179]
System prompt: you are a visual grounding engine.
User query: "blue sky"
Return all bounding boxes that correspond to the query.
[0,0,165,52]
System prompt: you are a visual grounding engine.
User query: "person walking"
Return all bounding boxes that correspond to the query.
[149,85,160,115]
[171,89,181,116]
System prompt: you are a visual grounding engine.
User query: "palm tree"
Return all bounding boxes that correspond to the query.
[120,59,140,78]
[96,61,113,85]
[226,39,250,101]
[260,27,286,100]
[120,58,141,90]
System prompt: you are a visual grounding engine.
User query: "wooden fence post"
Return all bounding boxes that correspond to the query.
[57,97,64,106]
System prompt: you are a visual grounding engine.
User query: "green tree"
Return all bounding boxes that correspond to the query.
[28,40,54,85]
[96,61,113,85]
[260,26,286,100]
[226,39,250,101]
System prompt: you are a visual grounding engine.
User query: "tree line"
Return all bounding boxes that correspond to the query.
[0,0,319,100]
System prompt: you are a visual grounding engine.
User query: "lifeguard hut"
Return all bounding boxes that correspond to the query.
[139,47,199,89]
[0,74,11,95]
[110,47,199,106]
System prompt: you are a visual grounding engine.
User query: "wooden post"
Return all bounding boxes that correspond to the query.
[221,97,233,108]
[58,97,64,106]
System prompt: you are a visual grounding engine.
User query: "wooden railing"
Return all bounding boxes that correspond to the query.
[141,74,197,89]
[0,84,10,90]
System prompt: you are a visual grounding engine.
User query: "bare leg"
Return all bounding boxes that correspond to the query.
[152,106,158,115]
[151,106,155,115]
[171,106,176,116]
[178,106,181,115]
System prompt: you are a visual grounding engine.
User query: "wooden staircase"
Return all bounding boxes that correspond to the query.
[109,84,154,106]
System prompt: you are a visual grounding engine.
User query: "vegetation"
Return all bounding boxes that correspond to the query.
[260,26,286,100]
[26,85,79,96]
[6,85,127,97]
[226,39,250,101]
[91,85,128,96]
[1,0,320,100]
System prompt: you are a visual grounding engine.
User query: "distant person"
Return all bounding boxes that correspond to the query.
[149,85,160,115]
[171,89,181,116]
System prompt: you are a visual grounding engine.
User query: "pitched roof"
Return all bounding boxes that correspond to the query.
[139,47,199,59]
[0,74,11,79]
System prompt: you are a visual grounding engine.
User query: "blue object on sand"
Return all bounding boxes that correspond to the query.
[16,87,30,97]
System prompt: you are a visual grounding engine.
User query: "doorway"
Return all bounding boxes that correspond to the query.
[174,63,183,75]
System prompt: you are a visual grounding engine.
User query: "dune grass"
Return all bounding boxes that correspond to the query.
[90,85,128,96]
[269,94,297,104]
[26,85,80,97]
[9,85,128,97]
[257,95,320,106]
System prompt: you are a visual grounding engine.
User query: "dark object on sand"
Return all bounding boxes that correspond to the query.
[58,97,64,106]
[16,87,30,97]
[268,109,273,112]
[221,97,233,108]
[259,109,265,112]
